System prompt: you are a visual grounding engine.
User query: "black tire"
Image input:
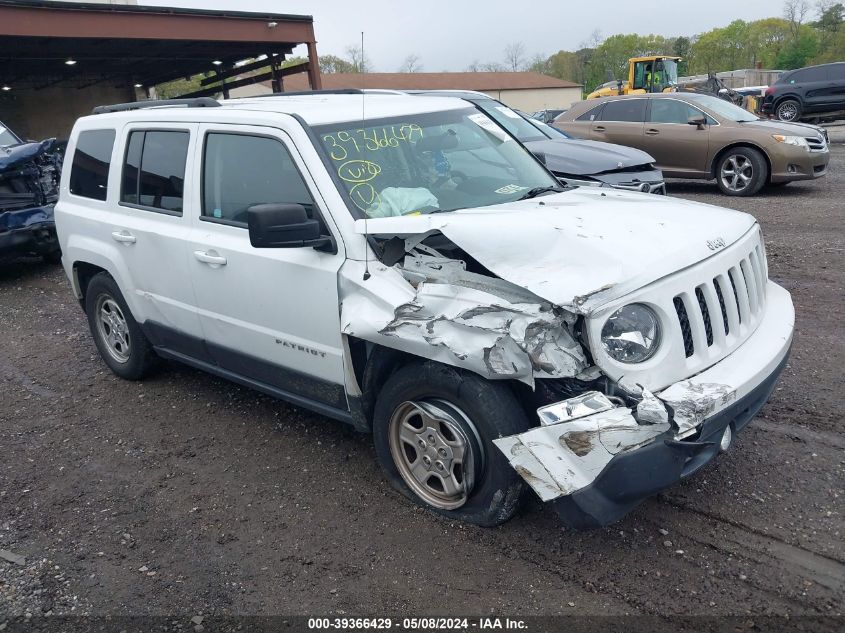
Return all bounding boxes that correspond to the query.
[715,147,767,197]
[84,272,158,380]
[373,361,530,527]
[775,99,802,122]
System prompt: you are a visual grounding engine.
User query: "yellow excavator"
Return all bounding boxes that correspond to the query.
[587,56,682,99]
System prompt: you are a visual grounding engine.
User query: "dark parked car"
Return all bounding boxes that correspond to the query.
[762,62,845,122]
[531,108,567,124]
[0,121,63,262]
[411,91,665,194]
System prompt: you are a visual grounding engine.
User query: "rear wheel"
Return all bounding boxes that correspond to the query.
[85,273,158,380]
[775,99,801,122]
[373,361,529,526]
[716,147,767,196]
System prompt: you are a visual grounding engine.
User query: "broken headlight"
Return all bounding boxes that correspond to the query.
[600,304,660,363]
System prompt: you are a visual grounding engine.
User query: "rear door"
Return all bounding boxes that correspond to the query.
[590,98,647,149]
[787,66,829,112]
[825,64,845,110]
[67,123,203,353]
[186,123,348,410]
[641,98,711,175]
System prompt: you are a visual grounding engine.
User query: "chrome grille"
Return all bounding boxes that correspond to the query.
[806,135,827,152]
[671,244,768,359]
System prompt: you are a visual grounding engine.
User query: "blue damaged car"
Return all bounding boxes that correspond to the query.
[0,121,63,262]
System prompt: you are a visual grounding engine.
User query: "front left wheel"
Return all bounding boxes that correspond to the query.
[716,147,767,196]
[373,361,530,527]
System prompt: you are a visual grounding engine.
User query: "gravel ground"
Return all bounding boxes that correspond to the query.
[1,141,843,625]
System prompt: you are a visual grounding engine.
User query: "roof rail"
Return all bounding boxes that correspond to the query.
[92,97,220,114]
[233,89,364,99]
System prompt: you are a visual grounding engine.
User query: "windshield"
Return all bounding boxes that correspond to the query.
[684,94,759,122]
[527,117,571,139]
[0,123,21,147]
[471,101,546,143]
[315,107,560,218]
[657,60,679,87]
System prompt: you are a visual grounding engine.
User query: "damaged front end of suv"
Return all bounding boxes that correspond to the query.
[0,123,63,262]
[338,191,793,528]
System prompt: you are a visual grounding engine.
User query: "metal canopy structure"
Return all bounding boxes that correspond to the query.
[0,0,322,94]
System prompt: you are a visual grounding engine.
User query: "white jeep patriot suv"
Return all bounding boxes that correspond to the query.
[55,93,794,528]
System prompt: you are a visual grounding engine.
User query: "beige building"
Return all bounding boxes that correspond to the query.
[234,72,583,112]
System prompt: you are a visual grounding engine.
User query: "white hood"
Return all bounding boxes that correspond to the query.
[355,187,757,313]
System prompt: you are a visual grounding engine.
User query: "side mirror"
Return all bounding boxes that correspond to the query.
[247,203,332,250]
[531,150,547,165]
[687,115,707,128]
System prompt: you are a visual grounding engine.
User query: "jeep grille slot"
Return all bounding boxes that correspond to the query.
[694,287,714,347]
[713,277,730,335]
[728,268,744,324]
[673,296,695,358]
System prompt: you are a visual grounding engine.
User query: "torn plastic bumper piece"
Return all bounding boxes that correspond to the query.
[497,348,790,529]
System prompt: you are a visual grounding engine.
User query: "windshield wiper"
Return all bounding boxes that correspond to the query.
[518,185,567,200]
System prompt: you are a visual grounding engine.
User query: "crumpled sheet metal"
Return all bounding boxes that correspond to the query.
[494,407,671,501]
[340,261,587,386]
[0,205,54,231]
[658,381,737,435]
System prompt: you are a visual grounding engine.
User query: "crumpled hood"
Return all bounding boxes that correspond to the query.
[525,138,655,176]
[0,139,55,174]
[356,187,757,313]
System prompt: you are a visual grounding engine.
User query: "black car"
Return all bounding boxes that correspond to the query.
[762,62,845,122]
[0,121,63,262]
[409,90,665,194]
[531,108,567,124]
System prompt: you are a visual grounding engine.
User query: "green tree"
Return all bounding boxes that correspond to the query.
[319,54,356,74]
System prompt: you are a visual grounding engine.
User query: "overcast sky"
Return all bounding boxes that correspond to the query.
[144,0,783,72]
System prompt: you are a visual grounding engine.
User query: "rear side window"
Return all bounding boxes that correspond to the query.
[202,133,314,225]
[787,67,827,83]
[600,99,646,122]
[120,130,189,214]
[827,64,845,80]
[576,104,603,121]
[69,129,115,201]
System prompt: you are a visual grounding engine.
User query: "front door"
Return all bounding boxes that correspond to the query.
[187,124,348,410]
[641,98,711,176]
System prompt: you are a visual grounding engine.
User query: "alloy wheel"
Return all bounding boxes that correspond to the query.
[776,101,799,122]
[720,155,754,193]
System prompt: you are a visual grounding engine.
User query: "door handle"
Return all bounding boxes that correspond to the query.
[194,250,227,266]
[645,128,659,135]
[594,125,606,132]
[111,230,136,244]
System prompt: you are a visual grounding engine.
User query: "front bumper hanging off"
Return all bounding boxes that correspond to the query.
[495,281,794,528]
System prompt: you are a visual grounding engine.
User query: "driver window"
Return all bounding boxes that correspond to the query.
[202,133,314,225]
[650,99,701,124]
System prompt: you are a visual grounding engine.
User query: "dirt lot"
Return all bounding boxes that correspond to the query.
[1,140,843,624]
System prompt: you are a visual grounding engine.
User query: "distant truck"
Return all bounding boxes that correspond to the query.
[587,56,682,99]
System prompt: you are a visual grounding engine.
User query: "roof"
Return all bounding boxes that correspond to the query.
[280,72,581,92]
[0,0,316,90]
[83,94,472,127]
[0,0,312,22]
